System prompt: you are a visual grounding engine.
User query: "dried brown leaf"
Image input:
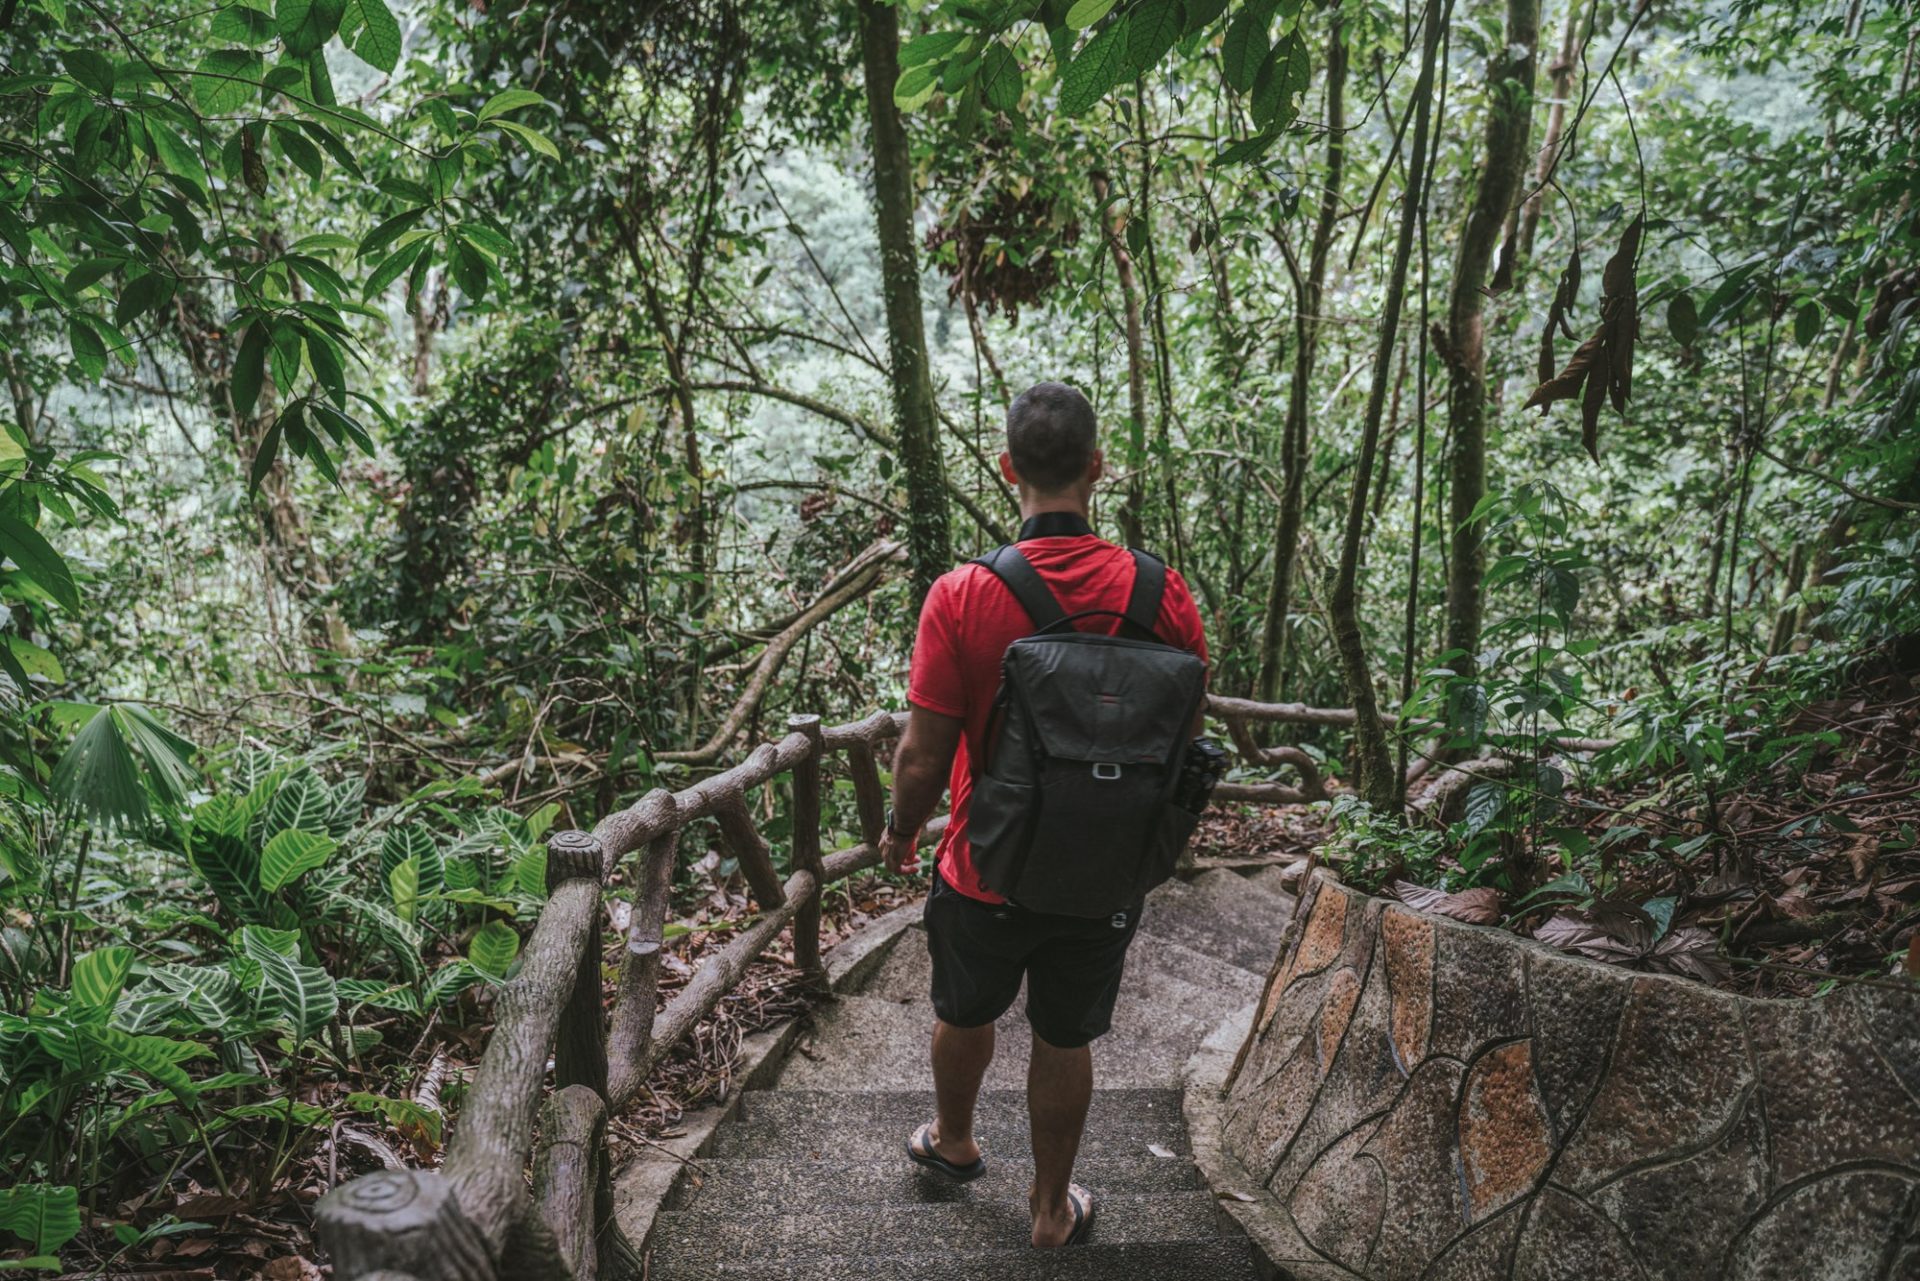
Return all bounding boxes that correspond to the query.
[1524,333,1603,411]
[1581,347,1608,460]
[1391,881,1503,925]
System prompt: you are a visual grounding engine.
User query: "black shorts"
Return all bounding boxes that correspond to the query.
[923,873,1142,1049]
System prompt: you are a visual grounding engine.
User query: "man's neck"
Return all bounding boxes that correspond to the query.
[1017,495,1090,523]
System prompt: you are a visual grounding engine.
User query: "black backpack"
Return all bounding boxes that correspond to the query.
[965,544,1208,917]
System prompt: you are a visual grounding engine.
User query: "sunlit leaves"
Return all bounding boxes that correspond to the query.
[1127,0,1185,75]
[52,705,199,830]
[277,0,347,57]
[1221,5,1270,91]
[0,510,80,611]
[1064,0,1117,28]
[477,88,546,121]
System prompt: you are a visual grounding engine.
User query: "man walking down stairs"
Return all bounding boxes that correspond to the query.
[641,863,1296,1278]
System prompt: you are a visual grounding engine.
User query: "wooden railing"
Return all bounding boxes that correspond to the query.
[310,697,1368,1280]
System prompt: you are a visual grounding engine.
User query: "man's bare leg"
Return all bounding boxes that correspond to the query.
[927,1018,993,1165]
[1027,1031,1093,1247]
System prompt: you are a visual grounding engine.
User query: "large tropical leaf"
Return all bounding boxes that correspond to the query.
[259,827,336,892]
[69,946,133,1013]
[52,705,198,830]
[467,920,519,979]
[0,1183,81,1256]
[146,963,249,1031]
[381,822,443,891]
[239,925,337,1043]
[265,771,334,838]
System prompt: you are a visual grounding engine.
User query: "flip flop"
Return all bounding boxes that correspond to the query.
[1063,1184,1096,1246]
[907,1122,987,1182]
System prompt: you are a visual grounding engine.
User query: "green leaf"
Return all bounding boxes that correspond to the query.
[266,770,333,836]
[979,41,1023,112]
[341,0,401,72]
[259,827,336,891]
[467,919,519,979]
[1060,18,1129,115]
[1125,0,1184,77]
[250,413,283,492]
[193,49,263,114]
[1185,0,1230,28]
[492,117,559,160]
[307,48,336,105]
[1462,781,1505,836]
[1250,30,1310,130]
[60,50,115,95]
[358,205,427,258]
[1215,131,1278,165]
[0,1185,81,1256]
[240,925,337,1042]
[271,122,325,180]
[211,3,278,43]
[278,0,345,56]
[3,634,63,682]
[1064,0,1116,27]
[114,272,173,328]
[71,947,133,1010]
[231,322,268,419]
[893,61,939,110]
[67,315,105,381]
[75,1025,201,1103]
[1221,4,1269,92]
[900,30,966,67]
[477,88,546,121]
[389,856,419,923]
[380,822,442,889]
[450,240,488,301]
[1667,290,1698,345]
[1794,298,1822,345]
[0,512,80,611]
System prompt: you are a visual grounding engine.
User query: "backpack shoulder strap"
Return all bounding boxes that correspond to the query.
[1122,549,1167,640]
[972,545,1067,632]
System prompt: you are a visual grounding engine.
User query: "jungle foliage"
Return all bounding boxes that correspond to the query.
[1,0,1916,1270]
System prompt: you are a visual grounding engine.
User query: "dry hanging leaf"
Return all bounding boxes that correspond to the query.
[1525,215,1642,460]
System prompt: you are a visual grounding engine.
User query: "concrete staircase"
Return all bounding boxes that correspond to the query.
[642,868,1297,1280]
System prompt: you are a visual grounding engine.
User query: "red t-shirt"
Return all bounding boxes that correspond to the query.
[906,534,1209,903]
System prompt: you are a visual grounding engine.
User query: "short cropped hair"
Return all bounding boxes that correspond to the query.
[1006,382,1097,493]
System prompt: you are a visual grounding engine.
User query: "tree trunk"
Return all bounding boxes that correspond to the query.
[1442,0,1542,673]
[1092,171,1150,549]
[858,0,952,604]
[1331,1,1444,814]
[1257,20,1348,703]
[1517,0,1590,263]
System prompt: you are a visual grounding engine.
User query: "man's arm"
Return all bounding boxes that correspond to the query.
[878,702,964,875]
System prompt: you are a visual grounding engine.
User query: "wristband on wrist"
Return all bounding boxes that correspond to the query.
[885,807,915,840]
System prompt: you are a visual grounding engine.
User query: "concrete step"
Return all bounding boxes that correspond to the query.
[650,1190,1227,1269]
[711,1088,1188,1161]
[1238,864,1301,907]
[859,925,1264,1011]
[1139,874,1290,973]
[775,995,1208,1090]
[663,1152,1208,1213]
[648,1232,1262,1280]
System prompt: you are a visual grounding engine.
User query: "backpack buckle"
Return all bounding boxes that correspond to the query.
[1092,762,1122,781]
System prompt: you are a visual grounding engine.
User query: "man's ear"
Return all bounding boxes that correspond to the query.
[1087,448,1105,484]
[999,451,1020,486]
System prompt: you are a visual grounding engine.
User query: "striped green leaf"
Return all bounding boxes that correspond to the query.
[467,919,519,979]
[240,925,337,1043]
[69,947,132,1011]
[0,1184,81,1256]
[260,827,336,892]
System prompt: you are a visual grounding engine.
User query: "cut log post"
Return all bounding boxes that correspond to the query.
[546,830,608,1100]
[607,795,680,1107]
[533,1085,606,1281]
[845,740,887,847]
[788,714,827,985]
[443,877,600,1260]
[314,1169,495,1281]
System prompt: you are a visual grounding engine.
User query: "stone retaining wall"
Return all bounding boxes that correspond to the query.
[1216,872,1920,1280]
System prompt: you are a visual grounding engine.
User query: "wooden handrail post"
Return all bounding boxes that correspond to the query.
[607,791,680,1107]
[714,796,787,912]
[315,1169,495,1281]
[788,714,827,985]
[546,830,609,1100]
[845,739,887,847]
[533,1085,606,1281]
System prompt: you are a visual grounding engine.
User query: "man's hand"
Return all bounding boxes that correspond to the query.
[880,822,922,876]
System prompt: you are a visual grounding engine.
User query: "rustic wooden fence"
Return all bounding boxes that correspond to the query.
[310,696,1385,1280]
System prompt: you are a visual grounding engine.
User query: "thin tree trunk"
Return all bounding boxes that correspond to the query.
[1517,0,1589,263]
[858,0,952,603]
[1332,2,1445,814]
[1442,0,1542,674]
[1092,171,1150,549]
[1257,20,1348,702]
